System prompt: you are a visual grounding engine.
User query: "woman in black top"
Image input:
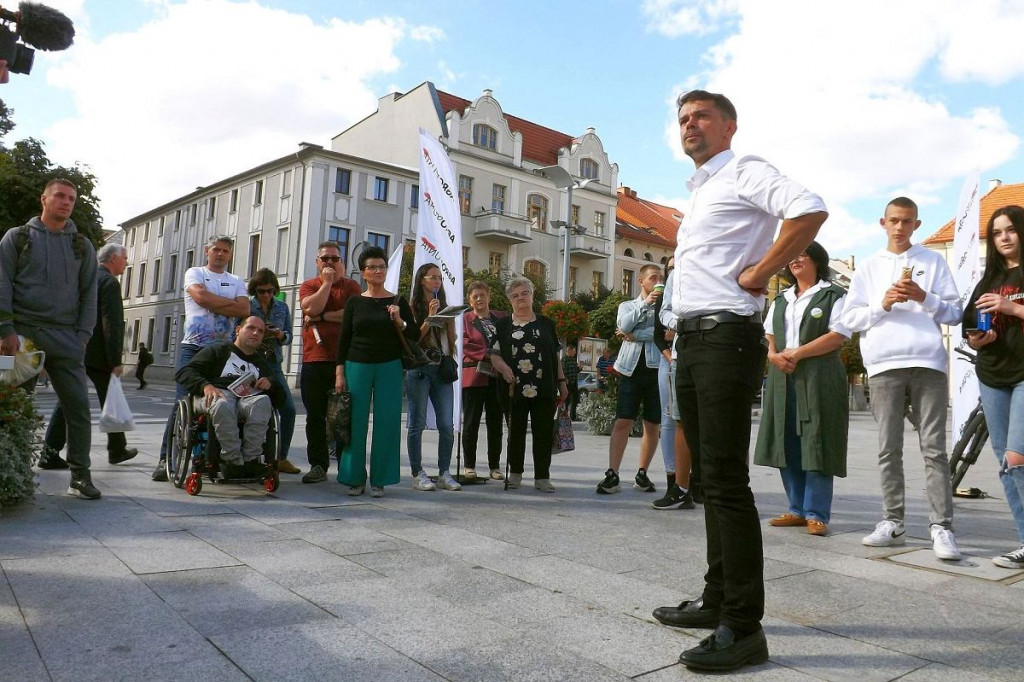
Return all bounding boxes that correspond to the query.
[335,247,418,497]
[964,205,1024,569]
[489,276,568,492]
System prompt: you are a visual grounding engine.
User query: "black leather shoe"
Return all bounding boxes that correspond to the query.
[152,462,168,482]
[109,448,138,465]
[652,597,720,629]
[680,625,769,671]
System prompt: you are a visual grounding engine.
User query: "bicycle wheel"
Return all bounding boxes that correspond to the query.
[950,411,988,490]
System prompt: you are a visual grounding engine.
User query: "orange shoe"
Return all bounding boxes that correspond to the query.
[769,513,807,527]
[807,520,828,536]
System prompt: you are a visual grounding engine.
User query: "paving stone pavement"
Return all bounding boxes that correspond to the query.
[2,384,1022,681]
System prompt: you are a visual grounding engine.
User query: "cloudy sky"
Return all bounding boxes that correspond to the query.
[5,0,1024,262]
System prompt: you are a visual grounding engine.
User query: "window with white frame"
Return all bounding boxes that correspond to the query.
[458,175,473,215]
[623,248,634,258]
[282,170,292,197]
[592,271,604,295]
[527,194,548,231]
[367,231,390,255]
[335,168,351,195]
[524,260,546,282]
[189,203,197,225]
[473,124,497,150]
[248,235,260,278]
[167,254,178,291]
[571,204,580,227]
[488,251,503,273]
[152,259,161,294]
[208,196,216,219]
[569,266,578,295]
[255,180,264,205]
[229,189,238,213]
[328,226,351,266]
[593,210,606,236]
[162,316,172,352]
[621,269,635,297]
[580,158,599,180]
[373,177,389,202]
[491,184,506,213]
[277,227,290,275]
[410,184,419,209]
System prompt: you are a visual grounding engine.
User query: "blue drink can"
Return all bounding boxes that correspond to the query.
[977,311,992,331]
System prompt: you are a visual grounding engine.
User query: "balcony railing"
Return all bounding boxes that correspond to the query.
[566,231,611,259]
[470,209,532,243]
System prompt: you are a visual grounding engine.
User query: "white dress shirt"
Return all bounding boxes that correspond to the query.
[764,280,851,349]
[672,150,828,319]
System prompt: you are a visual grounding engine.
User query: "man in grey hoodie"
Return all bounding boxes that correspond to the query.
[0,178,101,499]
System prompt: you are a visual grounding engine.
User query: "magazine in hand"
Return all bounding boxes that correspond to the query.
[427,304,470,325]
[227,371,261,397]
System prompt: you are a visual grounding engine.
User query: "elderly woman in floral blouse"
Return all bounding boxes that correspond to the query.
[489,277,568,492]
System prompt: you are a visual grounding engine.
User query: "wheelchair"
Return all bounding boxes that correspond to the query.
[165,396,281,496]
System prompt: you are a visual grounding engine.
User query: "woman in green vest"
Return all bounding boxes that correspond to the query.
[754,241,851,537]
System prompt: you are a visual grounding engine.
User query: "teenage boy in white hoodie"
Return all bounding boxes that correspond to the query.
[842,196,963,560]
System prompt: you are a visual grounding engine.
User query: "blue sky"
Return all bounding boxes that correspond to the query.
[5,0,1024,263]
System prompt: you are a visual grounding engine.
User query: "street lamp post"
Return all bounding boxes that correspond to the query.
[533,165,594,301]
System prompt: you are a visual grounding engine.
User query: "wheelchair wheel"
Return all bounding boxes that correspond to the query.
[264,474,280,493]
[262,409,282,464]
[185,472,203,496]
[167,399,194,489]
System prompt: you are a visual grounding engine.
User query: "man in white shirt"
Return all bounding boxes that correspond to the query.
[841,197,963,560]
[153,235,250,481]
[651,90,827,673]
[596,264,664,495]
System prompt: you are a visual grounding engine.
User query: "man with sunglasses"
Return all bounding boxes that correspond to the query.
[153,235,250,481]
[298,241,361,483]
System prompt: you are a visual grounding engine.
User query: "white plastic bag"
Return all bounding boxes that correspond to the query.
[99,375,136,433]
[0,336,45,386]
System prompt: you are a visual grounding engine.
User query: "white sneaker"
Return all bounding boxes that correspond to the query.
[862,520,906,547]
[412,471,436,491]
[930,524,962,561]
[534,479,556,493]
[489,468,505,481]
[992,545,1024,569]
[463,468,477,480]
[436,471,462,491]
[506,473,522,489]
[370,486,385,498]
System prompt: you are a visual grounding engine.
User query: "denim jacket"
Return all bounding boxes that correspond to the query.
[613,295,660,375]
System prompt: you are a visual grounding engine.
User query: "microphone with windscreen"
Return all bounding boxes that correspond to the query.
[0,2,75,77]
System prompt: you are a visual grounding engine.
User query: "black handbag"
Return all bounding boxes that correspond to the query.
[438,355,458,383]
[395,323,430,369]
[326,390,352,448]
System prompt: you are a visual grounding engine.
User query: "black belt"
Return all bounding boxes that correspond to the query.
[677,311,761,333]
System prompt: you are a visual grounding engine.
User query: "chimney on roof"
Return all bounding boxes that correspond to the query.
[989,178,1003,192]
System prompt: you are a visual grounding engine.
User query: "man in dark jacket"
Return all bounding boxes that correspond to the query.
[45,243,138,466]
[175,316,277,478]
[0,179,100,499]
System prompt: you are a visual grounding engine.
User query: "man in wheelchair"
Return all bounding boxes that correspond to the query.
[175,316,283,479]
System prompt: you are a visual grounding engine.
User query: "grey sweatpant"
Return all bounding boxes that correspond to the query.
[869,367,954,529]
[193,390,271,465]
[22,325,92,476]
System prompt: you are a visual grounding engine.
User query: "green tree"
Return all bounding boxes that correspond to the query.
[571,284,614,313]
[588,291,628,351]
[0,102,105,247]
[840,332,865,377]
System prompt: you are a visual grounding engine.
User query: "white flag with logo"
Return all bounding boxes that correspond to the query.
[950,171,981,446]
[383,245,404,295]
[412,129,464,434]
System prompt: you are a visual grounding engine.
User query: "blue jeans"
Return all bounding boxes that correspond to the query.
[780,377,834,523]
[406,364,455,475]
[159,343,202,461]
[267,362,296,460]
[658,356,676,474]
[978,379,1024,544]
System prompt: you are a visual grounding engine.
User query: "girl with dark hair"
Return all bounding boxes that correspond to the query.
[964,205,1024,569]
[754,241,851,536]
[407,263,460,491]
[247,268,299,474]
[335,246,418,497]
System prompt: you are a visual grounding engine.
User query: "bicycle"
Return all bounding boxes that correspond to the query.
[948,348,989,491]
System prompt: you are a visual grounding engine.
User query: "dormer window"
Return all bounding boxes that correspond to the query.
[473,124,498,150]
[580,158,599,180]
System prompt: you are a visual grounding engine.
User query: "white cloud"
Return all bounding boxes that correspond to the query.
[654,0,1023,256]
[642,0,739,37]
[42,0,434,225]
[410,25,445,43]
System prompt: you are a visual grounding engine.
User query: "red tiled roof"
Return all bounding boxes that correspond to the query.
[437,91,575,166]
[615,187,682,248]
[924,182,1024,244]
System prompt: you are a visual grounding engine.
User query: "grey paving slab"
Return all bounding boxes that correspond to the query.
[357,599,514,660]
[0,519,104,559]
[345,545,465,577]
[211,620,444,681]
[896,662,1008,681]
[99,529,241,574]
[0,576,49,681]
[523,610,696,678]
[176,511,295,548]
[292,574,427,625]
[134,490,238,517]
[420,633,632,681]
[224,496,351,524]
[225,538,384,589]
[60,498,186,538]
[142,565,335,636]
[765,569,888,624]
[887,547,1024,580]
[635,662,819,680]
[760,617,927,681]
[459,585,598,628]
[272,517,416,556]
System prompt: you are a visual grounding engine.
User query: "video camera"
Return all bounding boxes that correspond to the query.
[0,1,75,76]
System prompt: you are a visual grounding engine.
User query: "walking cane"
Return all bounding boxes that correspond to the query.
[503,379,513,491]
